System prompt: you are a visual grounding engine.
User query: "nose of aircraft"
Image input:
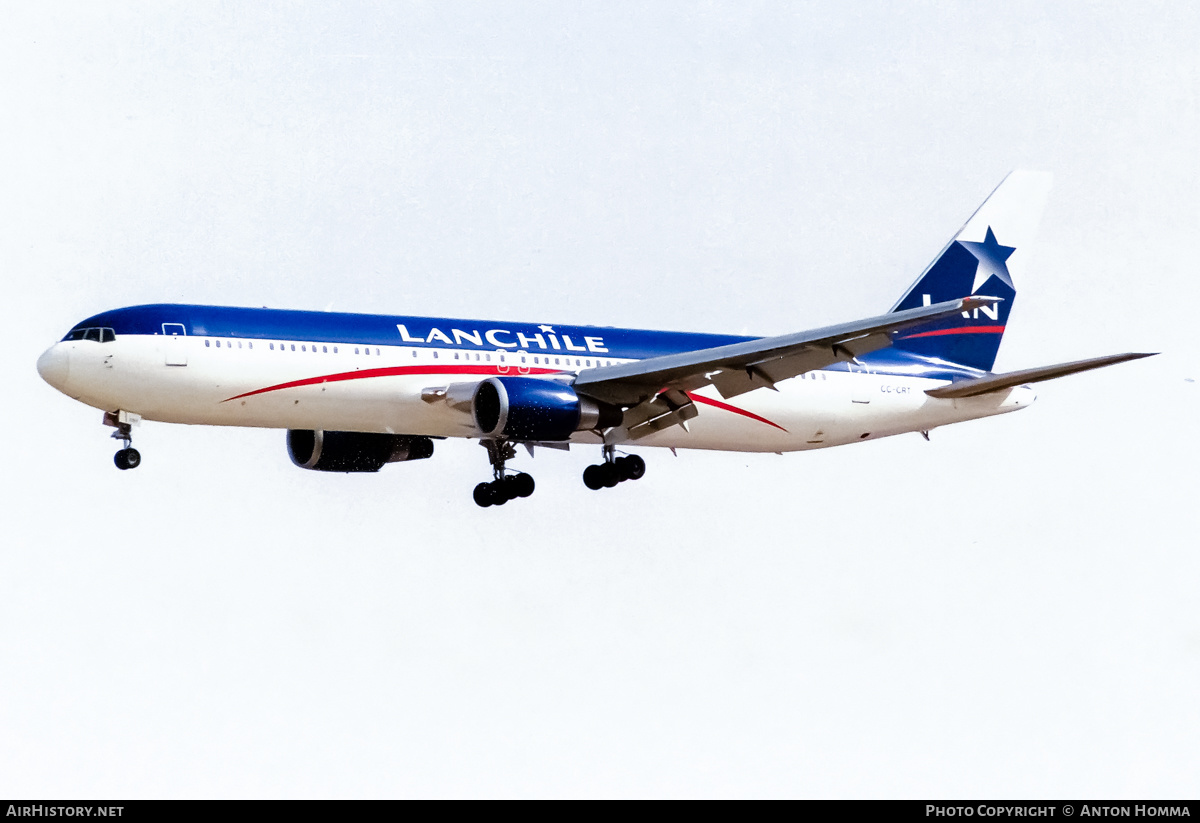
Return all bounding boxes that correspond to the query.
[37,344,70,392]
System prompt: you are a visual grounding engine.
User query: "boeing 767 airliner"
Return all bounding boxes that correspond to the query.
[37,172,1152,506]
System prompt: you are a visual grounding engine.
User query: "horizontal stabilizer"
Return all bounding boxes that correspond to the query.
[925,352,1156,399]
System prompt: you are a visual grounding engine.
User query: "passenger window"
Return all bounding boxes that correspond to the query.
[375,348,380,356]
[454,353,460,360]
[322,346,327,353]
[205,340,211,347]
[290,344,295,351]
[333,346,337,353]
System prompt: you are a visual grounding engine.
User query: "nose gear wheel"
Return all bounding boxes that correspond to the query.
[106,415,142,471]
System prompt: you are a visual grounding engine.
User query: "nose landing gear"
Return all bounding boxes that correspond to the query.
[473,439,535,508]
[114,445,141,470]
[104,410,142,470]
[583,446,645,490]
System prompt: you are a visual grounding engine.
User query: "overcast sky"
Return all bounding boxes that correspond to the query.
[2,2,1197,798]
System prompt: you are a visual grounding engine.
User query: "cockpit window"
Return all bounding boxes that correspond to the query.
[64,327,117,343]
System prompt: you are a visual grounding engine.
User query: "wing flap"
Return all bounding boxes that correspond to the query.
[925,352,1156,398]
[606,389,699,443]
[710,367,778,399]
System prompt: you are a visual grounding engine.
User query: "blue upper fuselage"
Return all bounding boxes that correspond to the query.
[66,303,984,381]
[68,303,745,361]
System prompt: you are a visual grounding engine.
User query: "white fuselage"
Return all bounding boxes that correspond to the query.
[39,332,1033,453]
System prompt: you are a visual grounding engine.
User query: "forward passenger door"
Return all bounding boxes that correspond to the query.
[162,323,188,366]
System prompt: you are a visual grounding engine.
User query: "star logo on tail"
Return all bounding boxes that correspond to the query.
[959,226,1016,293]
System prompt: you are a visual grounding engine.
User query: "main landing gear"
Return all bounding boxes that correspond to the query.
[582,446,645,491]
[473,440,535,508]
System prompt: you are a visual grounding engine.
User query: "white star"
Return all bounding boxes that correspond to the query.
[959,227,1017,294]
[537,325,555,333]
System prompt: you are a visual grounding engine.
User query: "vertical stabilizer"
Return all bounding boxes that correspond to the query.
[890,171,1053,371]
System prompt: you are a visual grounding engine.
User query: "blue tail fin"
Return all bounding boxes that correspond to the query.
[890,171,1052,371]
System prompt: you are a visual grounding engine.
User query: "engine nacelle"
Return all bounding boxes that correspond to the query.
[472,376,622,441]
[287,430,435,472]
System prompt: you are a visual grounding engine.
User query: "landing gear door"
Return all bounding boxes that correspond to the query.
[162,323,188,366]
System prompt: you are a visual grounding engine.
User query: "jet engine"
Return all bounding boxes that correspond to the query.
[287,430,435,472]
[472,376,622,441]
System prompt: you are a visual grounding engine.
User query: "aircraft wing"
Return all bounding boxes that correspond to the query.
[573,295,1002,407]
[924,352,1156,398]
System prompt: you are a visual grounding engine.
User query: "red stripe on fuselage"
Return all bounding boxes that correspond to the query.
[225,364,788,433]
[686,392,788,432]
[898,325,1005,339]
[222,364,561,402]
